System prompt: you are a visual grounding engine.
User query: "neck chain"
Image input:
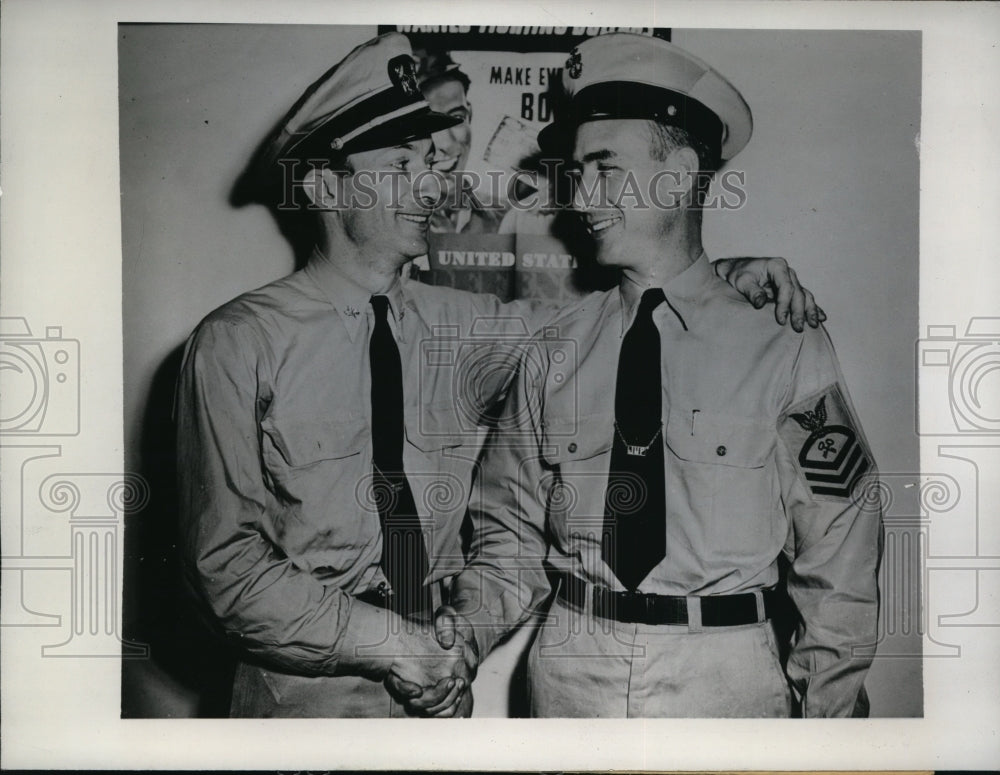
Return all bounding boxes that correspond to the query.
[614,420,663,457]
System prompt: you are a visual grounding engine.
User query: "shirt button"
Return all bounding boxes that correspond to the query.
[716,445,727,457]
[568,442,578,453]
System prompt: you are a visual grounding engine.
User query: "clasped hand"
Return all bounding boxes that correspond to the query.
[384,606,479,717]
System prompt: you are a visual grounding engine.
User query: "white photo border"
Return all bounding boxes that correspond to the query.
[2,0,999,770]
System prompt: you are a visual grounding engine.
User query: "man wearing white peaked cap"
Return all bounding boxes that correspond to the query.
[448,32,882,717]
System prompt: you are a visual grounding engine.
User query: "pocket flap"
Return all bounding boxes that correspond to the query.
[262,415,366,466]
[666,409,774,468]
[541,412,614,464]
[406,403,470,452]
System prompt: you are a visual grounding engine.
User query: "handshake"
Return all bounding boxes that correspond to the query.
[382,605,480,718]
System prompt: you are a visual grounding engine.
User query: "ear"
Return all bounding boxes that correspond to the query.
[301,166,343,210]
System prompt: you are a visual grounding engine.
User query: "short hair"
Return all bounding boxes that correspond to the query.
[414,49,471,95]
[646,121,719,174]
[422,68,471,95]
[646,121,719,207]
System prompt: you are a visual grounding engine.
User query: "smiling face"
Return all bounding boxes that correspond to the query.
[570,119,691,270]
[338,137,439,263]
[422,76,473,203]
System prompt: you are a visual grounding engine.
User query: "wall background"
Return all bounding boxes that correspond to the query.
[119,24,921,717]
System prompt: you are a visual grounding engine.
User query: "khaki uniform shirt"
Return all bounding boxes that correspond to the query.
[452,254,883,717]
[176,252,551,679]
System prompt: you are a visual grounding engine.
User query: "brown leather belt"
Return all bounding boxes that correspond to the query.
[556,573,783,626]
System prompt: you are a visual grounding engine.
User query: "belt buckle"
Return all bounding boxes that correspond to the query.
[640,590,656,623]
[620,589,653,623]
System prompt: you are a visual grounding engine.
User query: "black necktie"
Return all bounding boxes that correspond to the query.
[369,295,431,619]
[602,288,668,591]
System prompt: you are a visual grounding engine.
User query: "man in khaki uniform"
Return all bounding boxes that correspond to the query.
[443,33,883,717]
[177,32,829,718]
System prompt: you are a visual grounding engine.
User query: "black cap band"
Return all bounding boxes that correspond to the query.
[288,84,421,155]
[540,81,724,162]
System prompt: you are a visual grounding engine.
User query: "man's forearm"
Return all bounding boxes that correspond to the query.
[449,565,548,658]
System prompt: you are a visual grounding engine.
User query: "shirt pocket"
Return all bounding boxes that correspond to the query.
[403,403,475,558]
[405,401,471,453]
[540,411,614,465]
[540,411,614,550]
[665,408,773,469]
[260,414,367,501]
[665,408,782,561]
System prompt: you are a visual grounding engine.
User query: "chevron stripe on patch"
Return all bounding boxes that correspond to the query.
[779,385,873,501]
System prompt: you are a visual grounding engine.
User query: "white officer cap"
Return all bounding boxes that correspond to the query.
[539,33,753,164]
[256,33,461,176]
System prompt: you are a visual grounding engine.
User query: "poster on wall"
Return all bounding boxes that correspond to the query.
[381,25,671,301]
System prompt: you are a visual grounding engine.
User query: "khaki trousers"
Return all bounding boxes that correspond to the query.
[230,661,412,718]
[527,597,793,718]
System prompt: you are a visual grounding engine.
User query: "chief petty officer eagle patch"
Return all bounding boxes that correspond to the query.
[779,385,873,501]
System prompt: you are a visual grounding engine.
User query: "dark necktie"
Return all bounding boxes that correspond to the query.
[602,288,668,591]
[369,295,431,619]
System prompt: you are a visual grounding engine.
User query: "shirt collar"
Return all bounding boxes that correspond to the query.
[617,251,717,335]
[303,248,409,342]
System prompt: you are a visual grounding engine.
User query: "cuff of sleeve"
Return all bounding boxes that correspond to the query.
[455,606,502,659]
[449,575,512,658]
[333,598,402,679]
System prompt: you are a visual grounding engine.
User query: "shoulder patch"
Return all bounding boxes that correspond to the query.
[779,384,872,501]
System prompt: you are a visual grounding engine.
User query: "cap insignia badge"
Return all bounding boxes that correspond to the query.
[388,55,419,97]
[566,48,582,79]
